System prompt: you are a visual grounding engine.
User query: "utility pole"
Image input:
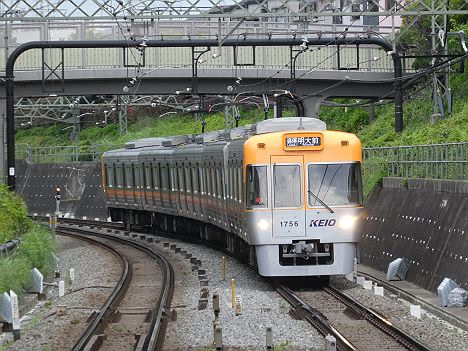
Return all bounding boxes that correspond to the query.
[117,95,128,134]
[431,0,451,120]
[1,16,9,184]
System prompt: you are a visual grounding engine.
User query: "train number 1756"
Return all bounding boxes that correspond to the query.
[280,220,299,227]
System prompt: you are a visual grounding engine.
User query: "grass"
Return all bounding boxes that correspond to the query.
[0,185,31,243]
[0,223,57,295]
[273,340,291,351]
[0,339,14,351]
[0,185,57,296]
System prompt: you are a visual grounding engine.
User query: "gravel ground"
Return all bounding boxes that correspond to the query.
[0,235,121,351]
[332,276,468,351]
[149,235,324,351]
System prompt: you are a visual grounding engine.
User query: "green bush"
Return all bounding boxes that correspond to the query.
[19,224,58,276]
[0,255,31,294]
[0,186,57,295]
[362,158,387,201]
[0,185,31,243]
[0,223,57,295]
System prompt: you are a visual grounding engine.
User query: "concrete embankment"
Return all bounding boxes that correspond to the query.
[16,160,107,219]
[15,161,467,292]
[359,177,468,292]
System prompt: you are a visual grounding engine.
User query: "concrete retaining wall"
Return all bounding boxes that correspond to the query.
[16,160,107,219]
[16,161,467,292]
[359,177,468,292]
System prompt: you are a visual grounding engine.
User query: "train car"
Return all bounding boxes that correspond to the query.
[102,117,363,277]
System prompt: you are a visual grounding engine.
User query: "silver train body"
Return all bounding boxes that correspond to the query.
[102,118,364,277]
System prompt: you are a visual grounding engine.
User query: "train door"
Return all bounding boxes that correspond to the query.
[270,155,306,238]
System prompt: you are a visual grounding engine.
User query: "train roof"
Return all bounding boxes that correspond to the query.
[103,117,327,157]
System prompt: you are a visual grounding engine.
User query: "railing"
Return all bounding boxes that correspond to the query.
[17,142,468,180]
[16,144,122,163]
[0,20,405,73]
[363,142,468,180]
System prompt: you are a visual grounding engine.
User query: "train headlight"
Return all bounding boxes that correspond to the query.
[339,215,358,230]
[257,219,270,231]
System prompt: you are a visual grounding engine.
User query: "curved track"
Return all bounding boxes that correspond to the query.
[277,285,431,351]
[56,225,174,351]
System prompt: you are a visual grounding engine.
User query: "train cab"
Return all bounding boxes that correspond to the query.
[244,118,364,276]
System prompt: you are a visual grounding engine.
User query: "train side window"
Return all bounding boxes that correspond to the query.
[186,165,192,193]
[217,167,221,198]
[163,164,169,191]
[233,165,238,201]
[238,166,243,203]
[132,164,138,189]
[145,163,152,189]
[227,165,232,199]
[192,165,198,193]
[105,165,112,188]
[220,168,225,199]
[246,165,267,208]
[177,163,184,192]
[153,163,160,190]
[122,164,127,188]
[172,166,177,192]
[273,164,301,208]
[125,165,132,189]
[212,168,217,197]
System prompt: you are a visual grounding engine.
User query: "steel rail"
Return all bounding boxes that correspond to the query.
[276,285,357,351]
[324,286,431,351]
[57,224,174,351]
[56,228,131,351]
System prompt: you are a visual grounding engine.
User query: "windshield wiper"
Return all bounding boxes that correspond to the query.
[307,190,334,213]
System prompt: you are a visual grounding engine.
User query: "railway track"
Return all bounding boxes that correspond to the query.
[56,225,174,351]
[277,285,431,351]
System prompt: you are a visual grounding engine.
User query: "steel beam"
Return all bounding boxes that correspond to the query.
[5,37,395,190]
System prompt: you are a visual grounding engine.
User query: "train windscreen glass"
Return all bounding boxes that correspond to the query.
[246,165,268,208]
[273,165,301,208]
[308,163,362,206]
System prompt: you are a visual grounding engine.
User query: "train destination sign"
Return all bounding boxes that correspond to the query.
[285,136,321,147]
[283,133,324,151]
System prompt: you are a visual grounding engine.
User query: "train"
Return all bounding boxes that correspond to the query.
[102,117,364,277]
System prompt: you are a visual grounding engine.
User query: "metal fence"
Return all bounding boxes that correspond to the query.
[16,143,122,163]
[0,20,403,73]
[16,142,468,180]
[363,142,468,180]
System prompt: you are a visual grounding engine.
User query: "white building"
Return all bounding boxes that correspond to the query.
[208,0,402,33]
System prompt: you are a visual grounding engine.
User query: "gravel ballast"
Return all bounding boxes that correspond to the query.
[1,235,121,351]
[154,235,324,351]
[332,276,468,351]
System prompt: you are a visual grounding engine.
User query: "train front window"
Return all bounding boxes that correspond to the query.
[246,165,268,209]
[307,163,362,207]
[273,165,301,208]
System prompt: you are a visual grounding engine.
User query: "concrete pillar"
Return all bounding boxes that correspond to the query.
[0,97,5,185]
[302,96,326,119]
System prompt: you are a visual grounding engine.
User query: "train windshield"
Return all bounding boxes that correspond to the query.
[273,164,301,208]
[307,163,362,207]
[246,165,268,208]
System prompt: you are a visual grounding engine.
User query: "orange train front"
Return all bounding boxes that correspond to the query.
[102,117,364,277]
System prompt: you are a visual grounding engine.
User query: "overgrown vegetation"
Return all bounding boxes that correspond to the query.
[0,185,31,243]
[0,185,57,295]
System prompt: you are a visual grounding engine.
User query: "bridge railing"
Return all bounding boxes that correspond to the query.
[0,20,407,73]
[363,142,468,180]
[16,143,122,163]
